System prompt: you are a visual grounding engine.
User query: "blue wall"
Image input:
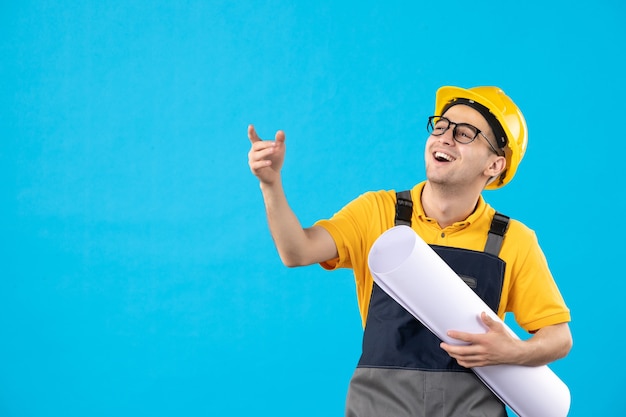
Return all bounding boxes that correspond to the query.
[2,1,624,415]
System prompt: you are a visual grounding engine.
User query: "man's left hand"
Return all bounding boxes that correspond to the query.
[440,312,522,368]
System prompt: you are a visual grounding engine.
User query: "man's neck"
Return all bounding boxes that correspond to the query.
[421,181,482,228]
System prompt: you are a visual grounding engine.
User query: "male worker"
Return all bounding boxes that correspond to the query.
[247,86,572,416]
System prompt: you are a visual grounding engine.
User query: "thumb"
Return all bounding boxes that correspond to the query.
[481,312,500,331]
[275,130,286,144]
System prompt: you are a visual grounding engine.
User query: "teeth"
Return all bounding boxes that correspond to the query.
[434,151,455,162]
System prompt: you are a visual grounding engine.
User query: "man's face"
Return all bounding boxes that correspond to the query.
[424,104,502,189]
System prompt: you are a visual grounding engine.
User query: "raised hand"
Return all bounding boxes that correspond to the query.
[247,124,286,186]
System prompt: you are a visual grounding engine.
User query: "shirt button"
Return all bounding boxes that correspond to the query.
[441,232,445,238]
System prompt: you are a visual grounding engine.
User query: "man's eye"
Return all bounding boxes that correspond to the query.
[457,126,476,139]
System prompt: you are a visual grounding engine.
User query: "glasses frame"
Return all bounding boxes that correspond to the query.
[427,116,503,156]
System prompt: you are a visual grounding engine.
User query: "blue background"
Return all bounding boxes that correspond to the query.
[2,1,624,415]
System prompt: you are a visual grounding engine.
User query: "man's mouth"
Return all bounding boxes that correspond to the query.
[434,151,456,162]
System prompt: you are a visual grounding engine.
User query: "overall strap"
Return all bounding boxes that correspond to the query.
[484,212,510,256]
[394,190,510,256]
[395,191,413,226]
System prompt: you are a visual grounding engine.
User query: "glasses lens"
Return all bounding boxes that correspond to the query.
[428,116,449,136]
[453,123,479,144]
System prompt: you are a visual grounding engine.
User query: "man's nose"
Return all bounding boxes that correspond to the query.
[438,126,456,145]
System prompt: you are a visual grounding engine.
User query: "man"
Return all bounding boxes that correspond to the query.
[247,86,572,416]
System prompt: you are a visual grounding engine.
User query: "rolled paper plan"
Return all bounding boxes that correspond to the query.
[367,225,570,417]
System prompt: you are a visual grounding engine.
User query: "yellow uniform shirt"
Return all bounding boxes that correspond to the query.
[315,181,571,331]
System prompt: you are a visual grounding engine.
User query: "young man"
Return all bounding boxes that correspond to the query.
[247,86,572,416]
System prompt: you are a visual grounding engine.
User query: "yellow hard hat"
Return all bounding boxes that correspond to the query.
[434,86,528,189]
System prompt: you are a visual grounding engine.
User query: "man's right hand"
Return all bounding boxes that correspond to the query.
[246,124,338,267]
[248,124,286,186]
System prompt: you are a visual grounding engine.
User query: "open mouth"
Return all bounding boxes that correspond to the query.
[434,151,455,162]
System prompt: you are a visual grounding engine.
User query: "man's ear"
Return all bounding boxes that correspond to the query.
[485,155,507,178]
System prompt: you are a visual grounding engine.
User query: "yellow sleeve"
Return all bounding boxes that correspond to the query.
[314,190,396,325]
[501,221,571,332]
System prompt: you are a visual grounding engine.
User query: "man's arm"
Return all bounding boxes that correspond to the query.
[440,312,573,367]
[248,125,338,267]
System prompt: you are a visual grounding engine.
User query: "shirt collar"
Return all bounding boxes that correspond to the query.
[412,181,487,228]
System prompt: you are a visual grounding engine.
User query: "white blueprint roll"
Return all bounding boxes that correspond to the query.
[367,225,570,417]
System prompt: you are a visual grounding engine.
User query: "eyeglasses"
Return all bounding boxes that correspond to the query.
[427,116,502,156]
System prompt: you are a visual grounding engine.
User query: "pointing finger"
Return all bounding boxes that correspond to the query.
[248,124,262,143]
